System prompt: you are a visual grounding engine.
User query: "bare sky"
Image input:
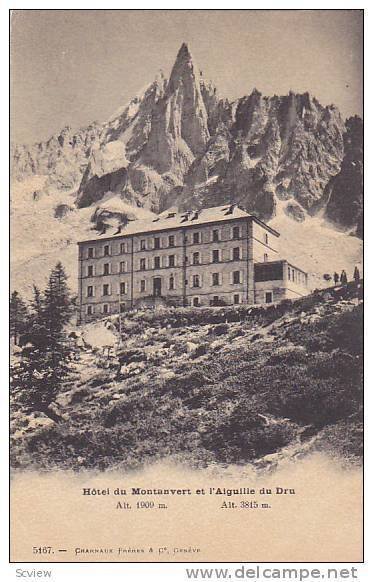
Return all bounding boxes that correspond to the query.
[11,9,363,144]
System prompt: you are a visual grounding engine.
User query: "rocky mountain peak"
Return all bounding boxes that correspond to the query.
[11,43,363,236]
[167,43,195,91]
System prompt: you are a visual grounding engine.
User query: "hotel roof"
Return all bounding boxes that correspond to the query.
[78,204,280,244]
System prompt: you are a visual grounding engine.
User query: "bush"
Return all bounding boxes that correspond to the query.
[208,323,229,336]
[267,346,309,366]
[191,343,209,359]
[201,402,297,463]
[273,373,361,427]
[69,387,90,404]
[117,349,147,365]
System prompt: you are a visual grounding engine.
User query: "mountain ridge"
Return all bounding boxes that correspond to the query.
[12,42,362,237]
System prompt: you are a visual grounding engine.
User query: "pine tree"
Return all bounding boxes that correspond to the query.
[10,291,29,345]
[11,264,74,421]
[31,285,43,318]
[22,285,47,347]
[44,262,73,336]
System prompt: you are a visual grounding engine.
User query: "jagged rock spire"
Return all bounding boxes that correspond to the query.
[168,42,198,93]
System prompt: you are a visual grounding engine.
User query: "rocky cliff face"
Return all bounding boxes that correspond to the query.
[11,43,362,236]
[325,116,363,236]
[11,124,102,190]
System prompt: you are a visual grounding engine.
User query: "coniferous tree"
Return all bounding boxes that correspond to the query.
[31,285,43,319]
[10,291,29,345]
[43,262,73,336]
[11,264,73,421]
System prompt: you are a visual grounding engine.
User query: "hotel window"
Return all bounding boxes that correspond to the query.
[265,233,269,245]
[233,247,240,261]
[193,232,200,244]
[232,226,240,240]
[292,269,295,281]
[87,286,94,297]
[140,280,146,292]
[120,261,126,273]
[193,297,200,307]
[212,249,220,263]
[120,282,127,295]
[169,235,175,247]
[103,304,109,314]
[103,263,110,275]
[88,247,94,259]
[154,256,161,269]
[140,258,146,271]
[288,267,291,280]
[169,275,175,290]
[265,291,273,304]
[193,274,200,288]
[233,271,240,284]
[212,229,219,242]
[120,242,126,254]
[212,273,220,286]
[103,284,110,296]
[87,265,94,277]
[87,305,94,315]
[154,237,160,249]
[192,252,200,265]
[264,253,268,262]
[140,239,146,250]
[104,245,110,256]
[169,255,175,267]
[233,294,240,305]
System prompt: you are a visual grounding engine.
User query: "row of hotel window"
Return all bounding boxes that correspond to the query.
[287,266,307,285]
[83,226,251,259]
[84,248,248,276]
[85,293,243,315]
[86,271,244,297]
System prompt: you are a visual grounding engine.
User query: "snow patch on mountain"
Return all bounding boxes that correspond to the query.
[270,200,363,289]
[11,177,155,298]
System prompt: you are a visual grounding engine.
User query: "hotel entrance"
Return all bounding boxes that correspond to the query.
[153,277,162,297]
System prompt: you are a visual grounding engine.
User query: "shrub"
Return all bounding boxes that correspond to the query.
[191,343,209,359]
[117,349,147,365]
[208,323,229,336]
[201,402,297,463]
[267,346,309,366]
[273,373,361,427]
[69,387,90,404]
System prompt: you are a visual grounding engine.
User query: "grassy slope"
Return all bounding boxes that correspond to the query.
[11,283,363,472]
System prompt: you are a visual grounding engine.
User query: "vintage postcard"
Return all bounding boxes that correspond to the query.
[9,9,363,564]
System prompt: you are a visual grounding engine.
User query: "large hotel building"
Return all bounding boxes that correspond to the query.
[77,204,308,323]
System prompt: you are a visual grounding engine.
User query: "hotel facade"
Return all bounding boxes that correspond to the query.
[77,205,308,324]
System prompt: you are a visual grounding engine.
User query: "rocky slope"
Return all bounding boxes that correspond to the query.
[11,43,363,296]
[10,283,363,471]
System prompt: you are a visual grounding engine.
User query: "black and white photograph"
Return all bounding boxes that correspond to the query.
[9,8,363,565]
